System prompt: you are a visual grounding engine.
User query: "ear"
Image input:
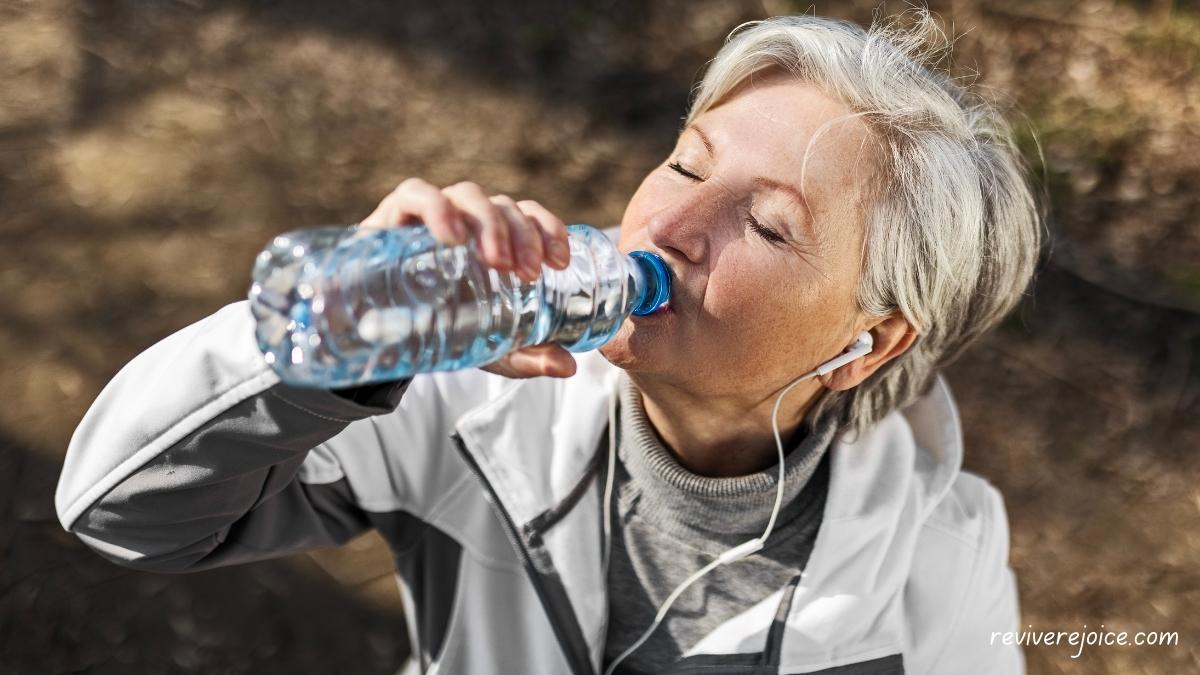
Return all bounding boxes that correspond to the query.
[820,313,917,391]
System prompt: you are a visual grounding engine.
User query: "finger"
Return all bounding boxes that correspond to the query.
[362,178,468,245]
[506,344,577,378]
[515,200,571,269]
[444,182,514,272]
[492,195,544,283]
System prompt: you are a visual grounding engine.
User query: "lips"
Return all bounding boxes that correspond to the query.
[656,259,680,315]
[641,299,673,317]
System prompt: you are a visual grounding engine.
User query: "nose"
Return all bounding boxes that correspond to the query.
[646,190,718,265]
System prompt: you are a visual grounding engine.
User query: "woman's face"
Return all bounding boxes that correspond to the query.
[599,74,879,397]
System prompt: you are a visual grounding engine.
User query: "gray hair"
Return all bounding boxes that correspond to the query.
[685,9,1042,435]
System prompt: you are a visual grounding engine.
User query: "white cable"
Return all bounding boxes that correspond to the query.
[603,378,619,581]
[601,332,873,674]
[601,368,818,675]
[603,552,729,675]
[760,370,818,544]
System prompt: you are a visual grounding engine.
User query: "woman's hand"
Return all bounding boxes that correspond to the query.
[360,178,578,379]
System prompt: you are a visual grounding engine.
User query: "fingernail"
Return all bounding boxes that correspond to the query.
[452,217,468,242]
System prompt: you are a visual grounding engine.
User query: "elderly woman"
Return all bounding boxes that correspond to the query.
[56,11,1038,675]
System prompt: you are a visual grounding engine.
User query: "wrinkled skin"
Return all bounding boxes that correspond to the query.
[599,72,915,476]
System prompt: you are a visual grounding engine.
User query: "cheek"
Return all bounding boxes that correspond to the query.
[705,251,810,320]
[700,251,851,355]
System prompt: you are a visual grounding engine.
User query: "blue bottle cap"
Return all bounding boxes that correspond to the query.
[628,250,672,316]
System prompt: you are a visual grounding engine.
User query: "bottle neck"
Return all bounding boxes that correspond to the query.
[526,252,658,353]
[508,229,671,353]
[625,254,649,316]
[626,251,670,316]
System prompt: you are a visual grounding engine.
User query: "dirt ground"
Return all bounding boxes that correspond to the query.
[1,1,1197,673]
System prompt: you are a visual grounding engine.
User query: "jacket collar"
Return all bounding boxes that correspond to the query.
[453,349,620,528]
[453,350,966,671]
[685,375,966,665]
[455,351,963,527]
[453,351,620,674]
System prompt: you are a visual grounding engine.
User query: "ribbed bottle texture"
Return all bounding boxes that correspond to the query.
[248,224,670,388]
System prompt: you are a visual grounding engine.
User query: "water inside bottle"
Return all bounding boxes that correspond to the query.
[250,224,645,387]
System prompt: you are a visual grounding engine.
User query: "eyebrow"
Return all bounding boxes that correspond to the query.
[684,123,811,218]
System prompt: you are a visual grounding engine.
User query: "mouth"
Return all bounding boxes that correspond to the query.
[624,246,679,318]
[646,301,672,316]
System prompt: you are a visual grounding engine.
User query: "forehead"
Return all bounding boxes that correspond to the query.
[688,76,877,206]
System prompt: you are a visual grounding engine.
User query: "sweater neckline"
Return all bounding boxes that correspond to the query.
[612,371,835,541]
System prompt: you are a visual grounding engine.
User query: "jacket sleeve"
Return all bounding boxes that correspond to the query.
[927,477,1025,674]
[55,299,413,573]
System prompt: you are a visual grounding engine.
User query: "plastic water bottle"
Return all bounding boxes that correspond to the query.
[248,223,671,388]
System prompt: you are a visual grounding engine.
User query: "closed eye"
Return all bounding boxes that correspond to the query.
[667,161,701,181]
[669,162,786,246]
[745,215,786,245]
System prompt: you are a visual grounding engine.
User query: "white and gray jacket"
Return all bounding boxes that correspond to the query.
[56,300,1024,674]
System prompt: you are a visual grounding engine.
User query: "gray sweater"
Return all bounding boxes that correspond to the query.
[602,372,834,673]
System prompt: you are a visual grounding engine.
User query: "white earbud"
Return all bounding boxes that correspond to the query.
[600,330,876,675]
[813,330,874,377]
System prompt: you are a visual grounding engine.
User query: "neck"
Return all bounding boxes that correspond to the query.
[625,371,824,477]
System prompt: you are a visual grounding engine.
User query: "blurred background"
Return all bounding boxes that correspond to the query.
[0,0,1196,673]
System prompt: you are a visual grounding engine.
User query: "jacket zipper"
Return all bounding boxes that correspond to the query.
[451,432,596,675]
